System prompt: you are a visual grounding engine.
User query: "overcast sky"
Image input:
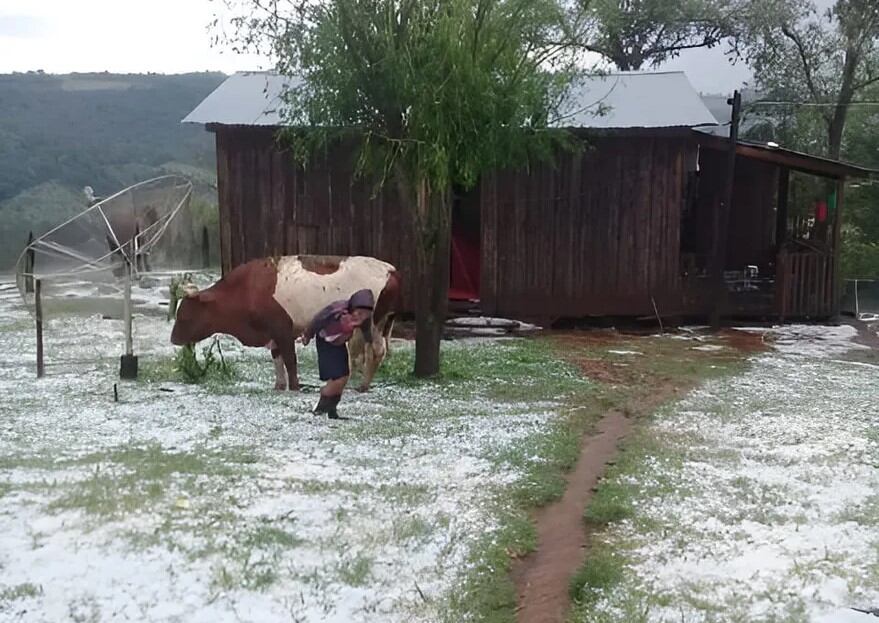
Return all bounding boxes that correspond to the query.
[0,0,752,94]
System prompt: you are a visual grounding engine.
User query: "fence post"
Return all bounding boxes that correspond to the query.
[35,279,44,378]
[119,252,138,379]
[25,231,35,294]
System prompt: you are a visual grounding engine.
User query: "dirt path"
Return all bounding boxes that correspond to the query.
[514,328,761,623]
[512,411,631,623]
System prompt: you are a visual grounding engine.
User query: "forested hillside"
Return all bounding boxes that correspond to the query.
[0,72,225,269]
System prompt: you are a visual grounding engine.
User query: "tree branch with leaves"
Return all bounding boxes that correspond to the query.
[218,0,585,376]
[576,0,742,70]
[743,0,879,158]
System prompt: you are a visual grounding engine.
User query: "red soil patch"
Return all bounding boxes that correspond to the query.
[718,328,770,353]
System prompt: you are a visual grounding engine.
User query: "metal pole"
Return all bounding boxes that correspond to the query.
[710,90,742,328]
[35,279,44,378]
[25,231,35,294]
[119,249,138,379]
[123,257,133,356]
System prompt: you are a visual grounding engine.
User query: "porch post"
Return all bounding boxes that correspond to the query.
[709,90,742,328]
[831,178,845,317]
[775,167,790,252]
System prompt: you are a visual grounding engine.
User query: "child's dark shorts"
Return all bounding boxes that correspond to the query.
[316,336,350,381]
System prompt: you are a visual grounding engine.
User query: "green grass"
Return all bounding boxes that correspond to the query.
[376,338,586,397]
[206,519,303,592]
[500,420,585,508]
[337,553,373,587]
[569,542,625,605]
[243,523,303,549]
[8,329,749,619]
[290,478,433,506]
[568,425,713,620]
[433,333,753,623]
[442,509,537,623]
[834,494,879,525]
[585,427,690,529]
[584,480,635,526]
[0,582,43,602]
[433,342,602,622]
[139,342,237,386]
[566,335,751,623]
[47,442,258,518]
[391,515,434,543]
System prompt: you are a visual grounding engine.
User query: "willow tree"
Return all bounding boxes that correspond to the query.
[221,0,580,376]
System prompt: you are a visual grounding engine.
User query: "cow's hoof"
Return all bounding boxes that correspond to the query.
[274,384,287,391]
[289,386,300,392]
[356,385,370,393]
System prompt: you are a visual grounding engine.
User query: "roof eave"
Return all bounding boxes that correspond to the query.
[696,132,878,179]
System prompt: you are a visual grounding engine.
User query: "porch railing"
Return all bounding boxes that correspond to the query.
[776,251,835,320]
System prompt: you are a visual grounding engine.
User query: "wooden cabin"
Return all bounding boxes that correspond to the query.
[183,72,876,322]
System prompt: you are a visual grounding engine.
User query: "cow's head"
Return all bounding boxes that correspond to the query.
[170,285,217,345]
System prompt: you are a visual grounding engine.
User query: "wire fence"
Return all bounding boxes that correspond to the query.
[842,279,879,320]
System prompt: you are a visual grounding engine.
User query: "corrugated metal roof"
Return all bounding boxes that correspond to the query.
[553,71,718,129]
[184,70,718,130]
[182,72,297,126]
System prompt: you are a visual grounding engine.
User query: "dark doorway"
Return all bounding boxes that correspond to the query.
[449,185,481,302]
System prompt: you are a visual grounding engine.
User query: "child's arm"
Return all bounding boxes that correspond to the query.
[302,304,340,345]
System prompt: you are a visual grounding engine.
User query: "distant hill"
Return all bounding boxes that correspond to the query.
[0,71,226,269]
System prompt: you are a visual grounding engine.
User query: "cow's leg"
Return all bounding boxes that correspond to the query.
[261,303,298,391]
[358,336,387,392]
[347,328,366,384]
[356,320,389,392]
[267,340,287,390]
[276,336,299,391]
[358,316,394,391]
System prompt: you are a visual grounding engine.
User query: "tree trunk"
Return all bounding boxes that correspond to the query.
[827,105,848,161]
[820,108,848,244]
[412,179,452,377]
[393,166,452,379]
[826,45,858,161]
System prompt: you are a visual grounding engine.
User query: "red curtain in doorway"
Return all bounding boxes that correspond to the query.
[449,223,480,301]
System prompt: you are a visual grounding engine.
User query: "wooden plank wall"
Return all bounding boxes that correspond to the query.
[776,251,835,319]
[215,129,731,319]
[215,127,417,305]
[481,137,693,318]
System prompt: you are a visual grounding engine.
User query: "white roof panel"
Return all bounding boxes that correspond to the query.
[184,71,718,130]
[554,71,719,129]
[182,72,295,126]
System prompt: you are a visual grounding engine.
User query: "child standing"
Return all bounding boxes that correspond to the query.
[301,289,375,419]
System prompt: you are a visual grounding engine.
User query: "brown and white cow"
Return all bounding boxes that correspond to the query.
[170,255,401,391]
